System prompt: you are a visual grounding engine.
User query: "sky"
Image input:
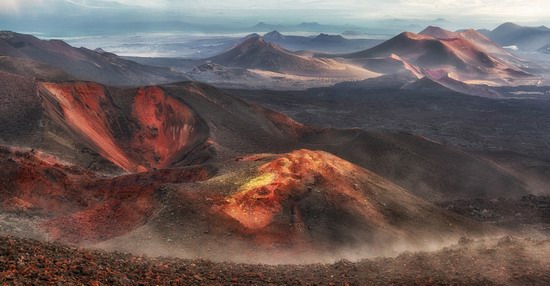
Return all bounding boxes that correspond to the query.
[1,0,550,35]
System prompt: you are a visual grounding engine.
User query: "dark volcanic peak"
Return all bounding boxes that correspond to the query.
[235,33,262,45]
[494,22,550,33]
[342,30,363,36]
[490,23,529,42]
[252,22,286,30]
[311,33,346,43]
[494,22,522,31]
[263,30,286,41]
[298,22,322,27]
[253,21,268,27]
[488,22,550,50]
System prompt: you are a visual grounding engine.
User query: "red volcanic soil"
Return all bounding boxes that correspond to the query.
[132,86,203,168]
[39,82,210,173]
[0,147,96,214]
[0,147,214,243]
[91,149,493,264]
[223,150,386,231]
[40,82,138,172]
[0,146,494,263]
[45,166,212,242]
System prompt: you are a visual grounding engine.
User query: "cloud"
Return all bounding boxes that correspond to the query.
[1,0,549,27]
[0,0,44,15]
[64,0,165,9]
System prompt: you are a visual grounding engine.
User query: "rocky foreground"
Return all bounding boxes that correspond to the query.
[1,235,549,285]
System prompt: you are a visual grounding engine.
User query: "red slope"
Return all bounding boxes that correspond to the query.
[132,86,203,168]
[223,150,387,231]
[344,31,530,83]
[459,29,513,56]
[39,82,209,173]
[40,82,138,172]
[420,26,513,57]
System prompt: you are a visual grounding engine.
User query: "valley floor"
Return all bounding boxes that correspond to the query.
[1,235,549,285]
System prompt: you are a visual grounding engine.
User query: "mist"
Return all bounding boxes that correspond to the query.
[2,0,550,37]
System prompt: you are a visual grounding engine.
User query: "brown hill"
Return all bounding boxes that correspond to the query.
[0,31,188,86]
[207,35,376,78]
[0,147,492,263]
[420,26,520,59]
[419,26,461,39]
[342,31,533,84]
[0,55,73,81]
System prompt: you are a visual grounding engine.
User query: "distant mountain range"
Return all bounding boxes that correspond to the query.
[251,21,372,34]
[261,30,384,54]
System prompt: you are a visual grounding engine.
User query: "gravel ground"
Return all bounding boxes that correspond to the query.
[1,235,549,285]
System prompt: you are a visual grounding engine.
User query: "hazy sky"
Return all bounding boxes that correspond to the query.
[1,0,550,35]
